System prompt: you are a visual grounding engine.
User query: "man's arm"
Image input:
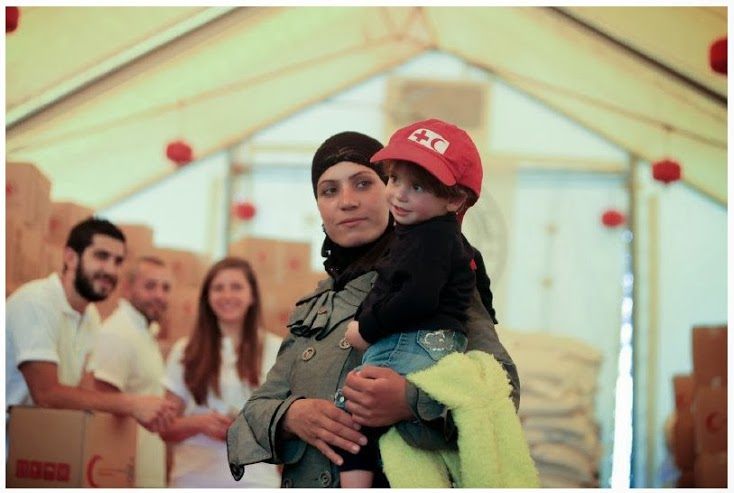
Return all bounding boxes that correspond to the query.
[20,361,175,432]
[91,378,122,393]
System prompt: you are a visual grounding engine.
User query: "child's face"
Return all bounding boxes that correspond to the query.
[386,163,459,225]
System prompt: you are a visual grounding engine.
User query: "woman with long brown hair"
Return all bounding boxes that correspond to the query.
[160,257,281,487]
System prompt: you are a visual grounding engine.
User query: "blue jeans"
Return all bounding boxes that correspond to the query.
[334,329,467,473]
[335,329,467,410]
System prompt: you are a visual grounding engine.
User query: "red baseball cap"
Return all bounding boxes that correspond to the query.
[371,118,483,200]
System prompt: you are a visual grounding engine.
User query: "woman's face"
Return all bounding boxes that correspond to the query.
[208,268,252,326]
[316,161,390,248]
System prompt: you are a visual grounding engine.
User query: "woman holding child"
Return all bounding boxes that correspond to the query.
[227,121,522,487]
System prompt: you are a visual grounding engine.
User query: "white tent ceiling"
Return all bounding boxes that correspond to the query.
[5,6,727,207]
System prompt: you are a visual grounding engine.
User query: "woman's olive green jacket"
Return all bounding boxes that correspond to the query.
[227,272,519,488]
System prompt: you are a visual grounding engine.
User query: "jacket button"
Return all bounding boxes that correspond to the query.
[301,347,315,361]
[229,463,244,481]
[338,337,351,350]
[319,471,332,487]
[283,478,293,488]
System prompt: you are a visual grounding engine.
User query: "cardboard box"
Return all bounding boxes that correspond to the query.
[6,406,136,487]
[693,451,727,488]
[259,272,327,337]
[673,374,695,412]
[46,202,95,246]
[152,248,206,288]
[262,305,293,338]
[280,241,312,278]
[673,410,695,470]
[117,223,154,260]
[675,468,695,488]
[6,162,52,229]
[43,242,64,277]
[228,237,280,284]
[692,386,727,454]
[228,237,311,284]
[692,325,727,389]
[159,286,200,342]
[6,216,45,286]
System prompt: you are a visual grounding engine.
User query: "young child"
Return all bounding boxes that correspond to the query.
[338,118,484,488]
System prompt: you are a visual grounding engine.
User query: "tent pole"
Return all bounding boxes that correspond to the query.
[547,7,726,107]
[224,147,237,251]
[629,154,643,486]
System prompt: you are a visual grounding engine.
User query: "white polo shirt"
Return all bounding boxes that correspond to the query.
[87,298,167,488]
[88,299,165,396]
[5,273,101,408]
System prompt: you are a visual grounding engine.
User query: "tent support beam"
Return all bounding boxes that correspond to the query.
[548,7,726,107]
[451,51,726,207]
[6,7,240,130]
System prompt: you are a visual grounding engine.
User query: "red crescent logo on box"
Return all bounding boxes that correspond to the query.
[86,454,102,487]
[705,411,725,433]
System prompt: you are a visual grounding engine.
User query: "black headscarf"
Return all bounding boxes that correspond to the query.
[311,131,385,196]
[312,131,393,289]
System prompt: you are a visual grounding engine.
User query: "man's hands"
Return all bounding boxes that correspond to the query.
[342,366,413,427]
[130,394,178,433]
[282,399,367,466]
[345,321,370,351]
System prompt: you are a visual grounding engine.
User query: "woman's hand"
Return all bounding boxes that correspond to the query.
[195,411,234,441]
[282,398,367,466]
[345,320,370,351]
[342,366,414,427]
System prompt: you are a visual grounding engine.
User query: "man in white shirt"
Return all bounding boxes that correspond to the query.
[87,256,173,486]
[5,218,175,432]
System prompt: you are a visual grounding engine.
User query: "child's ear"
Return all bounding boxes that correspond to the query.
[446,195,466,213]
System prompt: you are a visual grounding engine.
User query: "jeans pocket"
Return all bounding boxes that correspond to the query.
[416,329,466,361]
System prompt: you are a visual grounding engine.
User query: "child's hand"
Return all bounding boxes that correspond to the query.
[346,321,369,351]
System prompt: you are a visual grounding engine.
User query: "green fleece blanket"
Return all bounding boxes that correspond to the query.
[379,350,539,488]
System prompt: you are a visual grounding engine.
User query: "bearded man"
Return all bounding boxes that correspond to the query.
[5,217,175,433]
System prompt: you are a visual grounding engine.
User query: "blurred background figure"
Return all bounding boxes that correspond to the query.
[87,256,173,487]
[160,257,281,488]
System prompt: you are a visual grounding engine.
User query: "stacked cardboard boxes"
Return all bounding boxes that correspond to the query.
[159,285,201,350]
[229,237,325,337]
[6,163,52,296]
[690,325,727,488]
[671,325,727,488]
[45,202,95,247]
[6,162,52,227]
[671,374,696,486]
[154,248,207,344]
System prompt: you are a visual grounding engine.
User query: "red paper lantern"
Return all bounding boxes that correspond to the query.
[601,209,625,228]
[709,37,727,75]
[652,158,682,185]
[6,7,19,33]
[166,140,193,166]
[233,201,256,221]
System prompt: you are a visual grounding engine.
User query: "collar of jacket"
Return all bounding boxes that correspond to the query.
[288,271,377,340]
